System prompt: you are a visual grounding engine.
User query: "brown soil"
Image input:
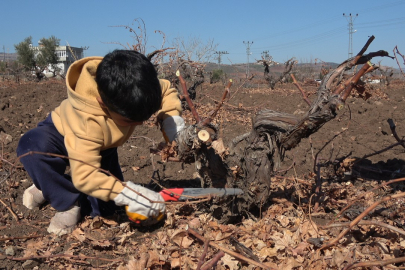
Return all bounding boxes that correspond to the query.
[1,76,405,269]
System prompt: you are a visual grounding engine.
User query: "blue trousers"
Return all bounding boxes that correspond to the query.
[16,115,122,217]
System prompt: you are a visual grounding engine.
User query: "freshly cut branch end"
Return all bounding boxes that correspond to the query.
[198,130,210,142]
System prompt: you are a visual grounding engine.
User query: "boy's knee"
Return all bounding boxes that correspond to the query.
[17,131,36,156]
[17,127,54,156]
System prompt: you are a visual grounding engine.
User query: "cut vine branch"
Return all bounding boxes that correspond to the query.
[177,70,201,123]
[290,73,311,106]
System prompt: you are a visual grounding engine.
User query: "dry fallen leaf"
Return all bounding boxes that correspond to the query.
[117,231,135,245]
[91,239,112,248]
[23,238,46,257]
[171,258,181,268]
[146,250,161,268]
[71,228,86,242]
[291,241,309,256]
[124,258,138,270]
[272,230,294,251]
[170,229,194,248]
[258,246,278,261]
[214,230,233,241]
[189,217,200,229]
[276,215,290,227]
[91,216,104,229]
[279,257,302,270]
[331,249,346,267]
[221,253,240,270]
[212,138,229,158]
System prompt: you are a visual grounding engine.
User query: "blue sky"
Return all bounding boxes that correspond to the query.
[1,0,404,67]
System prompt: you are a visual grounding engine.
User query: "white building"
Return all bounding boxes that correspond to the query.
[30,42,84,76]
[54,46,84,75]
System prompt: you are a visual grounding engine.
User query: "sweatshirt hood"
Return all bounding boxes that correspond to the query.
[65,56,106,116]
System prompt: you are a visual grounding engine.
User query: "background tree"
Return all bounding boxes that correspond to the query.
[172,35,218,64]
[264,57,297,89]
[37,36,60,77]
[14,35,60,80]
[14,36,35,71]
[170,36,217,99]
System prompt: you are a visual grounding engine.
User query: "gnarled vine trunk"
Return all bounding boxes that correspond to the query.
[173,36,393,223]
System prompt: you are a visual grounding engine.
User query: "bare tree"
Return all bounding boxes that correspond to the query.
[171,36,218,64]
[264,57,297,89]
[256,55,279,76]
[379,66,394,86]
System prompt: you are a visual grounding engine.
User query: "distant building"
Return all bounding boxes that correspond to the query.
[0,52,18,62]
[54,45,84,75]
[30,42,84,75]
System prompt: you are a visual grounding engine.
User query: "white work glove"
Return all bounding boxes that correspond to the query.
[162,115,185,142]
[114,182,165,223]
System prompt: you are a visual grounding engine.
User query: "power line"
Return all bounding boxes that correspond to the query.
[250,16,404,54]
[252,1,404,43]
[251,26,346,52]
[356,16,405,26]
[343,13,358,59]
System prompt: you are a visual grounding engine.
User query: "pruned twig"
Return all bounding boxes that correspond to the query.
[177,70,201,123]
[326,177,405,226]
[187,226,274,269]
[201,79,232,126]
[321,191,405,250]
[0,234,43,242]
[0,198,18,221]
[339,62,374,101]
[137,252,150,270]
[290,74,311,106]
[229,236,260,262]
[387,118,405,149]
[343,256,405,270]
[312,127,349,212]
[196,240,210,270]
[200,251,225,270]
[7,253,123,263]
[321,220,405,237]
[393,45,405,77]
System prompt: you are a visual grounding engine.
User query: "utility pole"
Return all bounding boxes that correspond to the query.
[3,46,5,62]
[261,50,269,60]
[243,41,253,78]
[214,51,228,69]
[343,13,358,59]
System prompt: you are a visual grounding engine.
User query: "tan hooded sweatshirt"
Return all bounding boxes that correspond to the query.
[51,57,181,202]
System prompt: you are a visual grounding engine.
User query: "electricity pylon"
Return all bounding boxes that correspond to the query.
[343,13,358,59]
[243,41,253,78]
[214,51,228,69]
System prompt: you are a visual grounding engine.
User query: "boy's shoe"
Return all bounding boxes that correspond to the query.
[47,205,81,236]
[23,184,46,209]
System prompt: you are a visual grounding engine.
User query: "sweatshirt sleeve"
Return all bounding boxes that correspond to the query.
[156,79,182,120]
[64,132,124,201]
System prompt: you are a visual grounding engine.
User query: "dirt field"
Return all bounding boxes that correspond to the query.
[1,75,405,269]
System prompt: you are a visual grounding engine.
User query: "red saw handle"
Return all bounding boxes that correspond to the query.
[159,188,184,202]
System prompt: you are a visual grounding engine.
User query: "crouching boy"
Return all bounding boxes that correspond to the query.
[17,50,185,235]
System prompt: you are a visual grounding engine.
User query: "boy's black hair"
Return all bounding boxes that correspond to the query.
[96,50,161,122]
